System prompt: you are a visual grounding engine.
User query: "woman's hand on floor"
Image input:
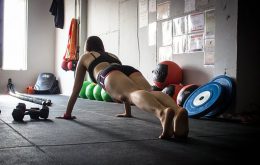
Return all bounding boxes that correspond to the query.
[56,113,76,120]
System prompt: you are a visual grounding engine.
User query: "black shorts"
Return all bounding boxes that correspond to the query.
[97,64,140,90]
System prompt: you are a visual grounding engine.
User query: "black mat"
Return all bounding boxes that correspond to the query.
[0,95,259,164]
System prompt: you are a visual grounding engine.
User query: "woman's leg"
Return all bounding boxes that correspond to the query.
[104,71,175,139]
[129,90,175,139]
[129,73,188,138]
[128,72,152,91]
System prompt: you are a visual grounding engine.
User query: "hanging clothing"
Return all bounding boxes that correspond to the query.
[49,0,64,29]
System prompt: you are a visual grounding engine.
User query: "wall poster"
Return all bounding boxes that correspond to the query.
[204,38,215,66]
[187,12,204,33]
[205,9,215,39]
[162,20,173,46]
[157,1,170,21]
[188,33,204,52]
[149,0,156,13]
[173,16,188,36]
[173,35,188,54]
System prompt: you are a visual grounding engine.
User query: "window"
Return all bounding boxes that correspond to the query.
[2,0,27,70]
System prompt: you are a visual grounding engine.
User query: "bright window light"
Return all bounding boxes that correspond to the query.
[3,0,27,70]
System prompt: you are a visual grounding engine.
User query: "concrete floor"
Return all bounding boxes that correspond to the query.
[0,94,259,165]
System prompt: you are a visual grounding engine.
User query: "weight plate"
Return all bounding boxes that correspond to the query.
[205,75,235,117]
[184,82,224,118]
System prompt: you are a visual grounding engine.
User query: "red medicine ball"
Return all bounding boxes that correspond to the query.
[162,84,184,102]
[67,60,78,71]
[176,84,199,107]
[61,60,68,71]
[152,61,182,89]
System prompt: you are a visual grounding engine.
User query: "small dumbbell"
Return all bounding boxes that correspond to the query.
[12,103,49,121]
[12,103,26,121]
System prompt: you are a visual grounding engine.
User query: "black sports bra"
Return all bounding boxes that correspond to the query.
[88,52,122,83]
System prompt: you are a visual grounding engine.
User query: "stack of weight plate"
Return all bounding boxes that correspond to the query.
[183,75,235,118]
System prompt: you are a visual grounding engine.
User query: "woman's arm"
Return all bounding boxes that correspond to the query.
[59,55,89,119]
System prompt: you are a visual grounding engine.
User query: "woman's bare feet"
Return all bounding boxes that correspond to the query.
[173,108,189,138]
[159,108,175,139]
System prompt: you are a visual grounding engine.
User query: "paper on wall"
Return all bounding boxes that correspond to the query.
[204,51,214,66]
[204,38,215,66]
[157,1,170,21]
[149,0,156,13]
[162,20,173,46]
[188,33,204,52]
[173,16,188,36]
[187,12,204,33]
[205,9,215,39]
[173,35,188,54]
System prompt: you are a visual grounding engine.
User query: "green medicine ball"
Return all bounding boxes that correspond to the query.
[93,85,103,101]
[79,81,91,98]
[101,88,112,102]
[85,83,96,100]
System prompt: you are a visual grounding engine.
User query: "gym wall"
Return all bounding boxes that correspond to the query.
[86,0,237,85]
[54,0,88,96]
[85,0,257,114]
[1,0,258,114]
[54,0,78,96]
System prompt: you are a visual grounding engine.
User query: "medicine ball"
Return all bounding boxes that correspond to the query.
[152,61,182,89]
[93,85,103,101]
[67,60,78,71]
[61,60,68,71]
[162,84,184,102]
[79,81,91,98]
[101,88,113,102]
[176,84,199,107]
[85,83,96,100]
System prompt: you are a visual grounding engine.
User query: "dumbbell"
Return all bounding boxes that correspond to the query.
[12,103,49,121]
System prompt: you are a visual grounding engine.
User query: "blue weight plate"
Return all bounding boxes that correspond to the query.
[205,75,235,117]
[184,82,224,118]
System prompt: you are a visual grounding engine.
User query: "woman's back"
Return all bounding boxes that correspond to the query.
[86,51,121,83]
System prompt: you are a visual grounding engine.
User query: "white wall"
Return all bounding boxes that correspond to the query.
[0,0,55,93]
[54,0,78,96]
[85,0,238,86]
[87,0,120,56]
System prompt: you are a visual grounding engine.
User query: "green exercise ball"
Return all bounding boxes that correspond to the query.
[101,88,112,102]
[79,81,91,98]
[85,83,96,100]
[93,85,103,101]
